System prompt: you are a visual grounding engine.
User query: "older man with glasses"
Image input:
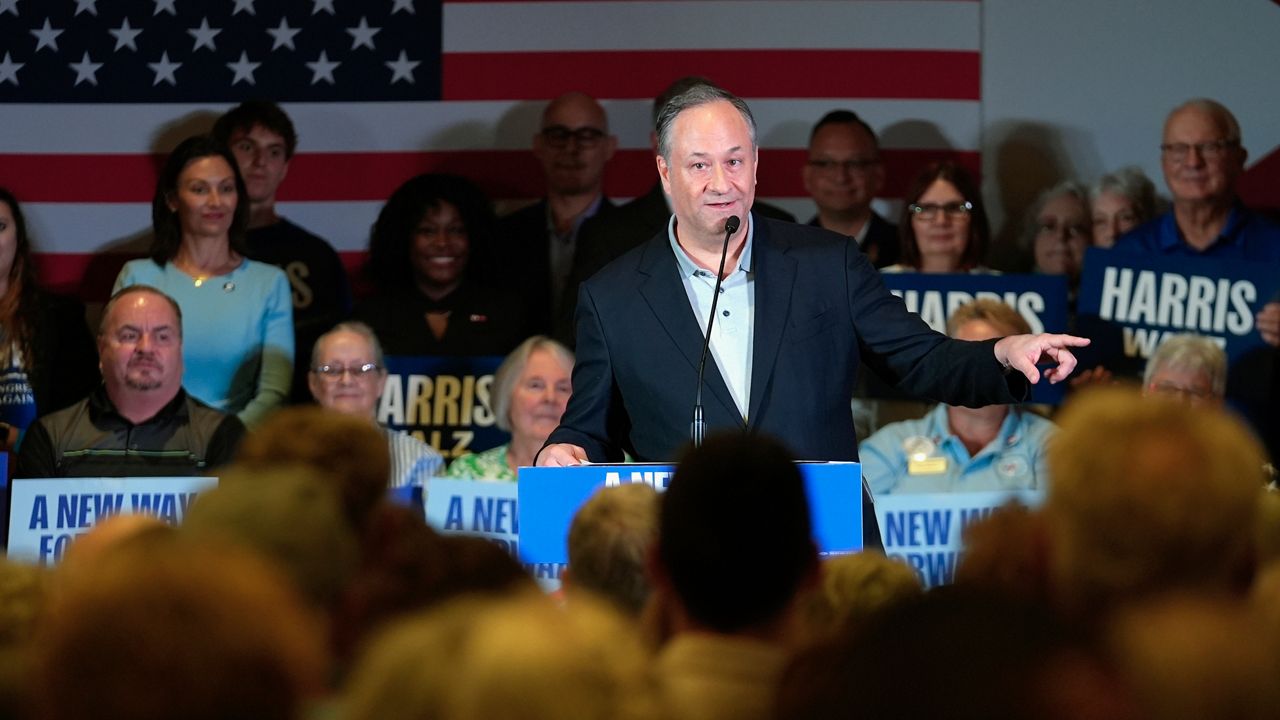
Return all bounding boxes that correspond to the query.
[308,321,443,489]
[1113,98,1280,344]
[494,91,619,336]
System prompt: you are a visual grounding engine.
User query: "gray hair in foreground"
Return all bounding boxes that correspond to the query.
[1142,333,1227,398]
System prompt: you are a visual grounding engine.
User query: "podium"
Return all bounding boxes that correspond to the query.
[516,462,864,566]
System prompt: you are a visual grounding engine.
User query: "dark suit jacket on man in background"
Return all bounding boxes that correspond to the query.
[806,210,901,269]
[493,197,614,336]
[545,213,1029,548]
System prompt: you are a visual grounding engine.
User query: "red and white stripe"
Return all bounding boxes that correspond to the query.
[0,0,981,295]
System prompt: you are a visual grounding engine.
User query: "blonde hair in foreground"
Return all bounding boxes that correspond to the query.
[343,591,660,720]
[1045,386,1266,611]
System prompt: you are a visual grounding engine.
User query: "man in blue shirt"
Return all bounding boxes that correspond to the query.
[1114,98,1280,344]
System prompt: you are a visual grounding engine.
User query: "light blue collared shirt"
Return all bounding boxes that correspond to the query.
[668,214,756,420]
[860,403,1056,495]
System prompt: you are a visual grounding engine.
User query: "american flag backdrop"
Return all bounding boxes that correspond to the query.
[0,0,981,297]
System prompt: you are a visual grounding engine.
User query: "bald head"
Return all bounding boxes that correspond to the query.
[533,91,617,197]
[1160,98,1246,208]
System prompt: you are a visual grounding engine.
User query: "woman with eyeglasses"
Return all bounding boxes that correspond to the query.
[1023,181,1093,283]
[114,135,293,428]
[353,173,534,358]
[446,335,573,481]
[884,161,994,274]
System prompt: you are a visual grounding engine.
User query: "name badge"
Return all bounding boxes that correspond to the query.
[908,457,948,475]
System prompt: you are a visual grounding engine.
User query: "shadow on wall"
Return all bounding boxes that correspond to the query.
[986,120,1102,272]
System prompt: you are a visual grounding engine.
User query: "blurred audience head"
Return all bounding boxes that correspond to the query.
[898,161,990,272]
[798,551,922,641]
[1090,166,1159,247]
[1045,387,1266,618]
[183,464,360,610]
[0,559,47,720]
[778,586,1129,720]
[150,134,249,262]
[343,592,658,720]
[533,91,617,198]
[237,406,391,533]
[366,173,495,299]
[1141,333,1226,406]
[1024,181,1092,280]
[1108,593,1279,720]
[1161,98,1246,210]
[566,482,660,615]
[29,540,326,720]
[655,432,816,635]
[308,321,388,422]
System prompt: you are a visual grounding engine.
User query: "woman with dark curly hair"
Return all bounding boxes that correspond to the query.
[114,135,293,428]
[0,188,98,450]
[885,161,995,274]
[353,173,533,356]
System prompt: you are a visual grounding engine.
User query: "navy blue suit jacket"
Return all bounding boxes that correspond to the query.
[547,213,1028,546]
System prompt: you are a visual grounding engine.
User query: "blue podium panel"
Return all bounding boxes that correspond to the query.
[517,462,863,566]
[8,475,217,565]
[875,489,1045,588]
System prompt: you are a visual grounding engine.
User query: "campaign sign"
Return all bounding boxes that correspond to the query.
[423,478,563,591]
[880,273,1070,404]
[876,489,1045,589]
[378,355,506,461]
[517,462,863,566]
[1077,249,1279,428]
[8,475,217,565]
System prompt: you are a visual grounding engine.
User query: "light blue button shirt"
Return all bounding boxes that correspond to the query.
[668,214,756,420]
[860,403,1056,495]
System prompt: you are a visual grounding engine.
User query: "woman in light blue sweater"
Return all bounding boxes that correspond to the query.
[115,135,292,428]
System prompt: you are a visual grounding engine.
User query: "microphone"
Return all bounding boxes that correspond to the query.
[692,215,741,447]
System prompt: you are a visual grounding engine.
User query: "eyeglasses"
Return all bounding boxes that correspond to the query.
[1159,140,1238,163]
[1147,381,1214,401]
[311,363,383,380]
[908,201,973,221]
[541,125,607,149]
[807,158,880,175]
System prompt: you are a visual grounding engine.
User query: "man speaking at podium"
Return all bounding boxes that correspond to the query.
[537,84,1087,546]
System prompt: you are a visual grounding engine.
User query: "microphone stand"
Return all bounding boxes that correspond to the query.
[692,214,741,447]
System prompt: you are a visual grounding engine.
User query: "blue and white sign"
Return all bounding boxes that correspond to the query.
[424,478,564,590]
[378,355,506,461]
[881,272,1071,404]
[517,462,864,566]
[875,489,1045,588]
[8,475,217,565]
[1077,249,1280,434]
